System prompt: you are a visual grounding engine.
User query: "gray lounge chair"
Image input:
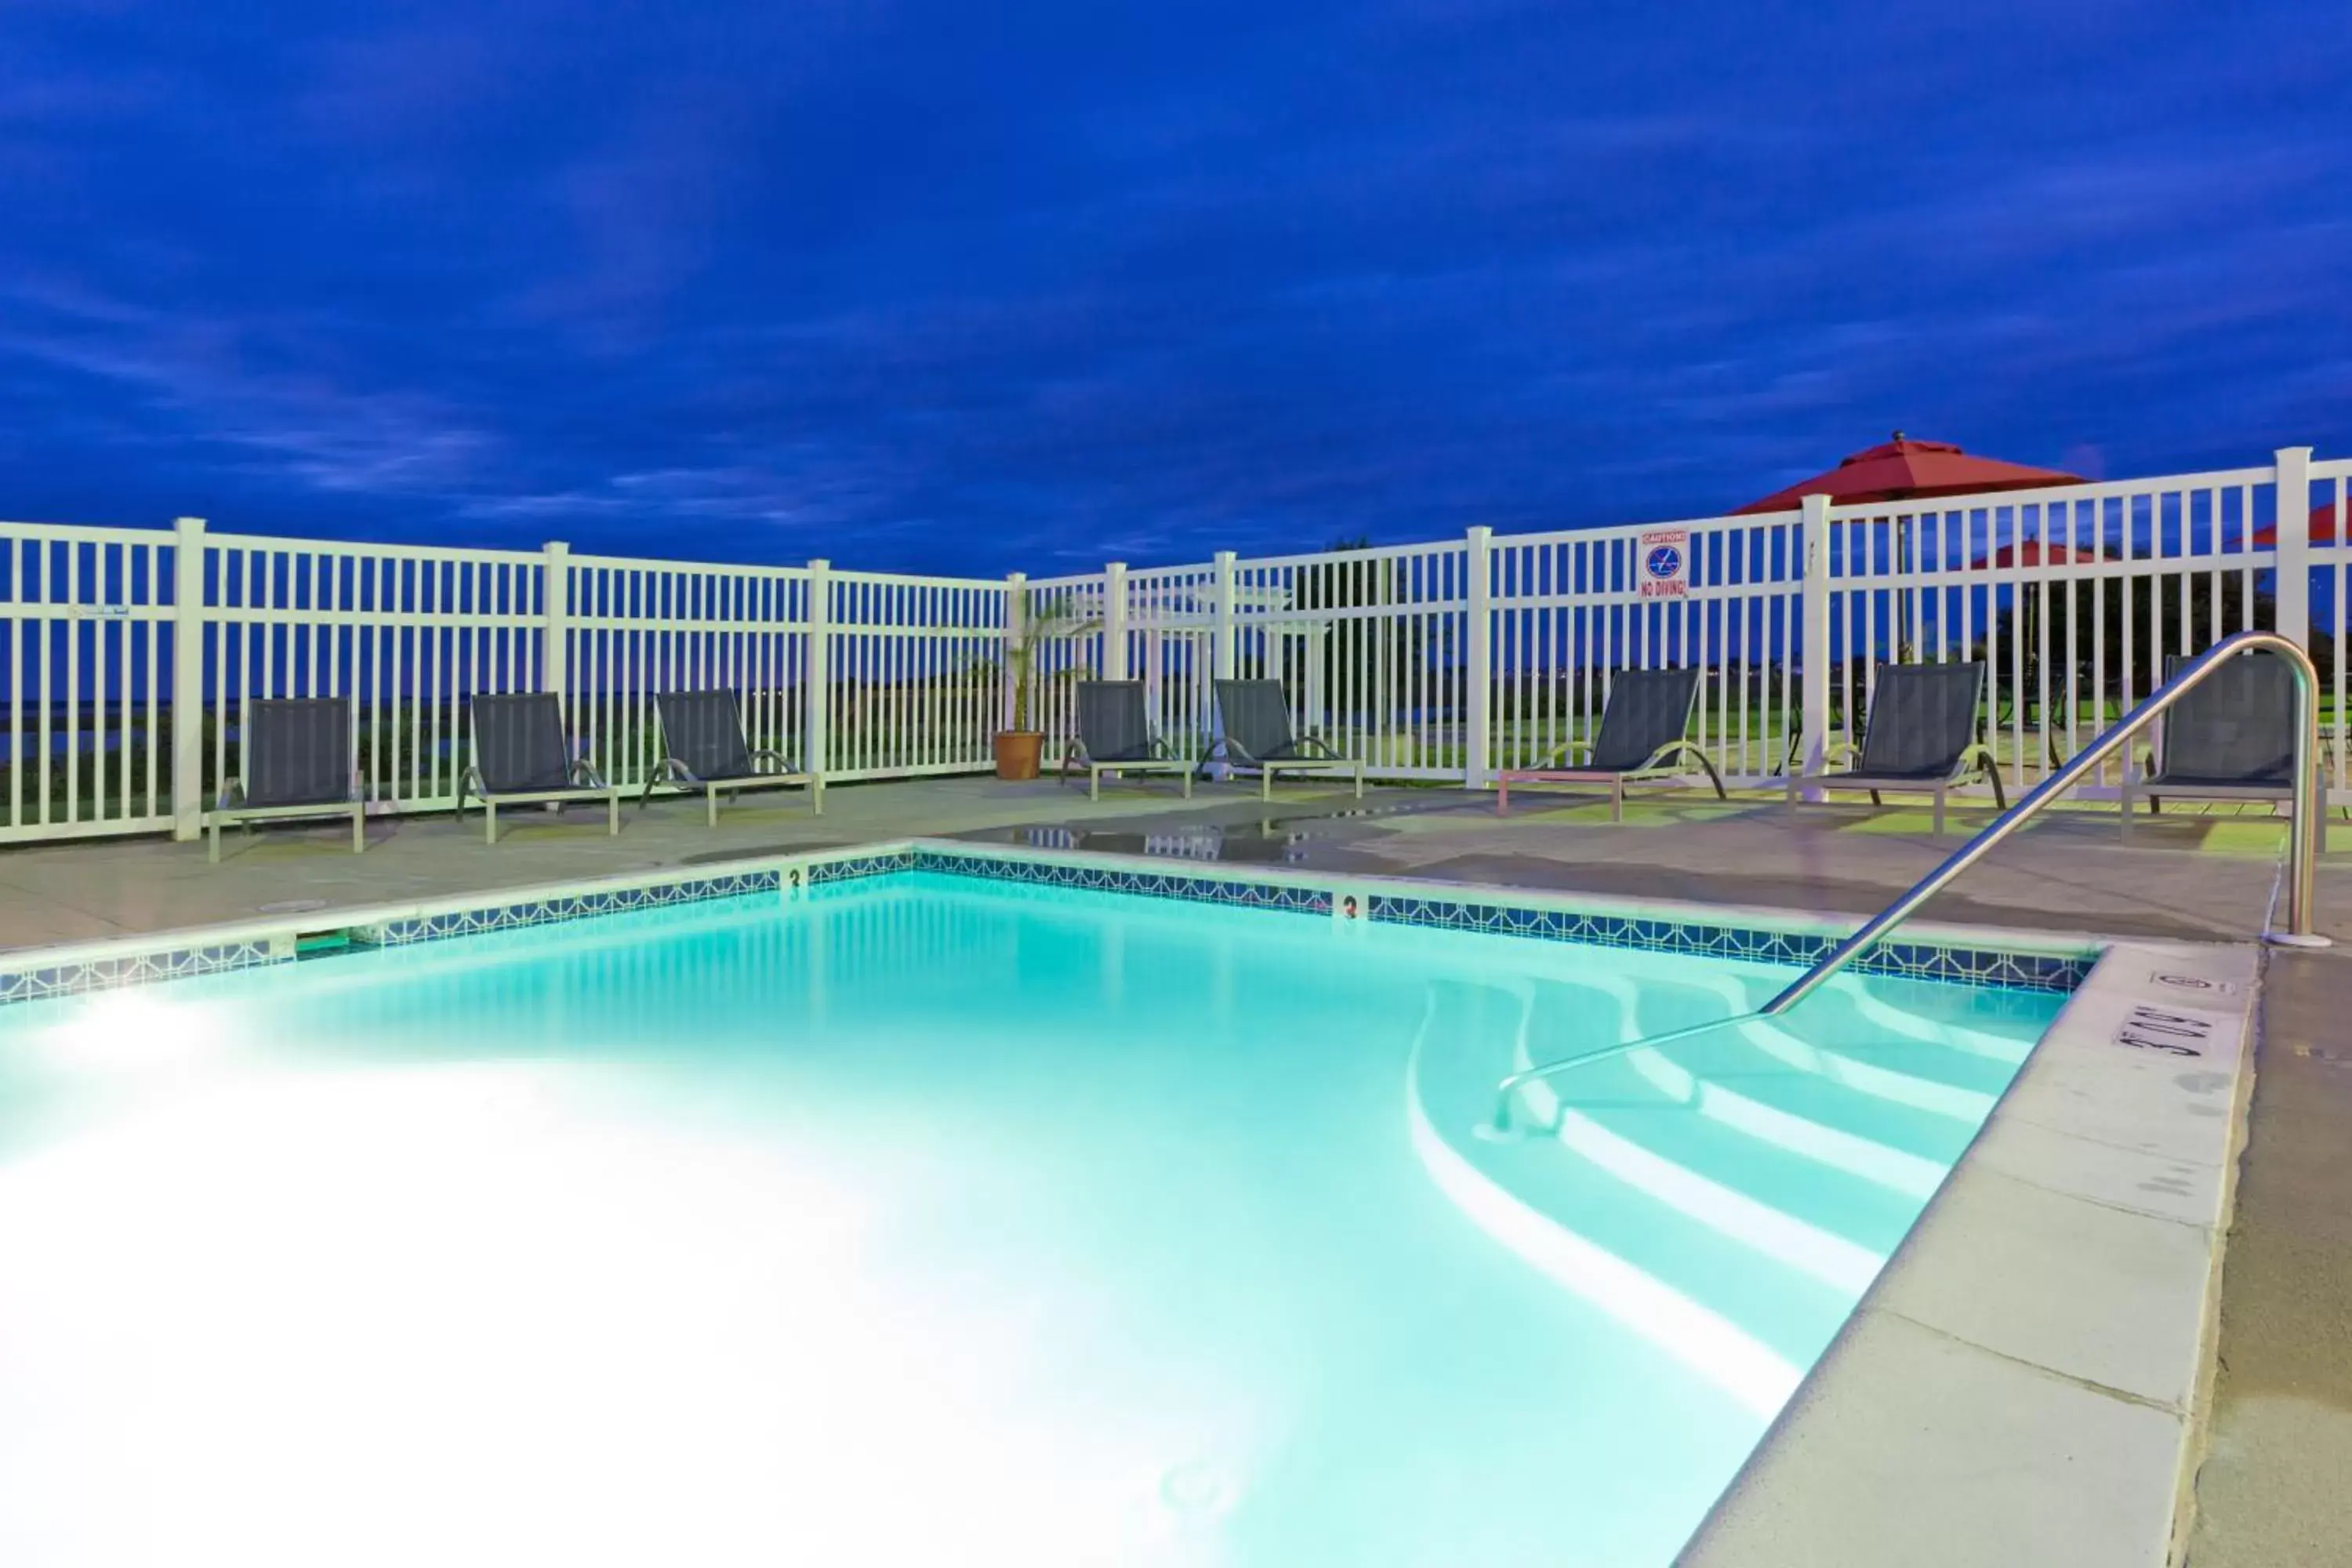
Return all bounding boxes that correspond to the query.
[1204,678,1366,800]
[1061,681,1195,800]
[206,696,366,862]
[1494,666,1727,818]
[456,693,620,844]
[642,689,821,825]
[1787,660,2005,835]
[2121,650,2303,839]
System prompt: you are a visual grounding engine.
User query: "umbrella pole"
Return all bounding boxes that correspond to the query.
[1896,517,1913,659]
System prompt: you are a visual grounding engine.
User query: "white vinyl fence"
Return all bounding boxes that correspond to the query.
[0,445,2343,844]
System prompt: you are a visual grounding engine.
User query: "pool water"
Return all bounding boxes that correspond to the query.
[0,872,2062,1568]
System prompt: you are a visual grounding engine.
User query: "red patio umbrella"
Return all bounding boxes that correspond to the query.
[1734,432,2085,514]
[2247,499,2346,549]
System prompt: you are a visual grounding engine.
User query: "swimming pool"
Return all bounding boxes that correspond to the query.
[0,864,2064,1567]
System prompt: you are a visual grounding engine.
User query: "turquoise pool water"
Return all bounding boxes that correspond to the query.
[0,872,2063,1567]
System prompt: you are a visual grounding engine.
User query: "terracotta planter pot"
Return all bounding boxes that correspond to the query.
[993,730,1046,781]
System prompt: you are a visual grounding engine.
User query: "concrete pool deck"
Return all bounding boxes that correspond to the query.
[0,776,2345,1564]
[0,775,2341,950]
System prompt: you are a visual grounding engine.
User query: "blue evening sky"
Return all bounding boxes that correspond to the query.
[2,2,2345,576]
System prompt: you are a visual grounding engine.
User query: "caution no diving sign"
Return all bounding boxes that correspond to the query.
[1639,529,1690,598]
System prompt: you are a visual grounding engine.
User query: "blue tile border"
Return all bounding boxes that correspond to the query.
[908,848,1334,916]
[1359,893,2092,993]
[0,867,802,1006]
[0,940,287,1004]
[804,851,916,886]
[358,869,782,945]
[0,843,2092,1007]
[914,848,2089,994]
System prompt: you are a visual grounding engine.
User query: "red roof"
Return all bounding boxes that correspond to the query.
[2249,499,2345,549]
[1735,434,2085,515]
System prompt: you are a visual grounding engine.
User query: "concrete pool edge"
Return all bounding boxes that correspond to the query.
[0,844,887,1000]
[1676,938,2259,1568]
[902,838,2097,989]
[0,836,2103,1004]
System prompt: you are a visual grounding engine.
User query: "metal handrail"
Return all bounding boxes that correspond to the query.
[1490,631,2326,1132]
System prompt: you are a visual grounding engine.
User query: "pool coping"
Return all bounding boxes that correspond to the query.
[906,839,2098,990]
[0,835,2100,1005]
[1675,935,2259,1568]
[0,836,2249,1565]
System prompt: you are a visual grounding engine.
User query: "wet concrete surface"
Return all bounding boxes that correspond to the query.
[953,791,2309,946]
[2183,949,2352,1566]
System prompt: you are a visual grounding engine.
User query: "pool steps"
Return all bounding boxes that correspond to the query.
[1409,966,2040,1403]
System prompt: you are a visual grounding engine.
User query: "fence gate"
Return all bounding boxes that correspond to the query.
[0,521,177,842]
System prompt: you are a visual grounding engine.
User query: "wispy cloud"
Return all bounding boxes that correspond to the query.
[0,283,497,495]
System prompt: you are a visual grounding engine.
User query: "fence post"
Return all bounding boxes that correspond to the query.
[170,515,207,840]
[542,540,571,711]
[1212,551,1237,680]
[1003,571,1025,729]
[1102,561,1130,681]
[1465,525,1493,788]
[805,559,831,781]
[2275,446,2314,651]
[1801,494,1833,789]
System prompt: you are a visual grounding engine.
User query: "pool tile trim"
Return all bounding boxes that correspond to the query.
[0,938,289,1004]
[356,869,781,945]
[1361,892,2088,990]
[802,850,919,887]
[907,847,1333,914]
[908,842,2092,993]
[0,844,892,1004]
[0,837,2094,1005]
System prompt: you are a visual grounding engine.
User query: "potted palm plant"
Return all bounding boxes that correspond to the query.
[995,590,1096,779]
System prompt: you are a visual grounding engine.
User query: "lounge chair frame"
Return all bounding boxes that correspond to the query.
[205,696,367,862]
[2120,650,2306,840]
[1060,681,1194,800]
[1494,666,1727,818]
[1787,660,2005,836]
[456,693,620,844]
[640,688,822,826]
[1202,678,1366,800]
